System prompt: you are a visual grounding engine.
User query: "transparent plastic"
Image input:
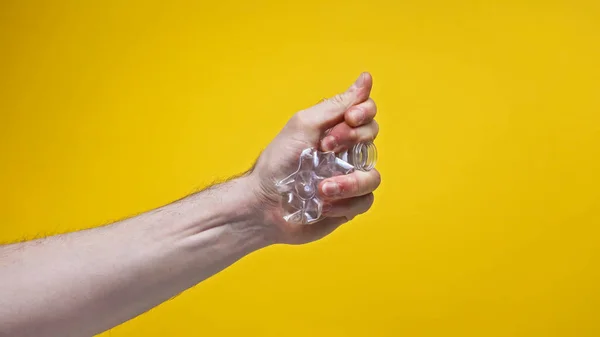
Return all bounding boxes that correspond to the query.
[276,141,378,224]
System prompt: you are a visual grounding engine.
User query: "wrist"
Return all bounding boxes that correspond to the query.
[177,175,276,250]
[215,175,277,251]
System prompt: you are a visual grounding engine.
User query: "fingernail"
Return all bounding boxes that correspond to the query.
[322,182,340,196]
[322,136,337,151]
[354,73,365,87]
[349,108,364,124]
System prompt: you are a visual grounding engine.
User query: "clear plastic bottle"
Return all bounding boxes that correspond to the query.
[276,141,377,224]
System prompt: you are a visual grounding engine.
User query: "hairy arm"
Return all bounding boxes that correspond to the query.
[0,72,381,337]
[0,177,270,337]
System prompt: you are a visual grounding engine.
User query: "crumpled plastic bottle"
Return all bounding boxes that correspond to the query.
[275,141,377,224]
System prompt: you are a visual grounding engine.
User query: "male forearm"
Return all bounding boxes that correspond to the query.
[0,176,270,337]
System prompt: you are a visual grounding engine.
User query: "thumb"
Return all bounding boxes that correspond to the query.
[293,72,373,133]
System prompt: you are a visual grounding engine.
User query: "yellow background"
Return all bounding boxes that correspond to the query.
[1,0,599,336]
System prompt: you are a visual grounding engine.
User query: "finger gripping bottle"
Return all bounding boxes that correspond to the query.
[275,141,377,224]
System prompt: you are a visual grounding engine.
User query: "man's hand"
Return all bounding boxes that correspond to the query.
[247,72,381,244]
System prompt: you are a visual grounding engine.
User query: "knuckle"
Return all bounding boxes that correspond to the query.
[366,98,377,114]
[356,193,375,215]
[357,121,379,142]
[365,193,375,206]
[371,170,382,189]
[371,120,380,137]
[292,110,312,129]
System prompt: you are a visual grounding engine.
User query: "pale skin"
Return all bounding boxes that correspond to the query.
[0,73,381,337]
